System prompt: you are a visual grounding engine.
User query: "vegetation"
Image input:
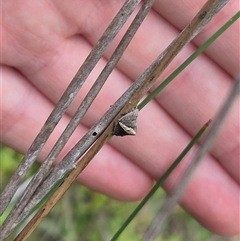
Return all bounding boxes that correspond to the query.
[0,145,234,241]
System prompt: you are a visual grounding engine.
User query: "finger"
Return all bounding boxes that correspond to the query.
[1,65,153,201]
[165,155,239,236]
[153,0,239,76]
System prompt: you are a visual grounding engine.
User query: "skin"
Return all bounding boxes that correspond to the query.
[1,0,239,236]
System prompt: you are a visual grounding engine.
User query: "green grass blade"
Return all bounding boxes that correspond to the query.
[138,11,240,110]
[110,120,211,241]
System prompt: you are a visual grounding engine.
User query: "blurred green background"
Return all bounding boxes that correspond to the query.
[0,145,238,241]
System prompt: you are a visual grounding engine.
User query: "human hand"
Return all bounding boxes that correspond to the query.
[1,0,239,236]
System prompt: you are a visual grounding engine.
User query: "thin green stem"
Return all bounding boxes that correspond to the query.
[138,11,240,110]
[110,120,211,241]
